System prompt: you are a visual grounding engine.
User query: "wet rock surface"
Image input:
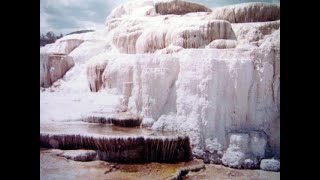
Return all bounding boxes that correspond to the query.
[40,148,204,180]
[40,123,192,163]
[183,163,280,180]
[81,112,142,127]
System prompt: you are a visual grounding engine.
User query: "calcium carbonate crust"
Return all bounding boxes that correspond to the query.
[40,0,280,171]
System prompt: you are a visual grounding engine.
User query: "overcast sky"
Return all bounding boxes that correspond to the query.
[40,0,280,35]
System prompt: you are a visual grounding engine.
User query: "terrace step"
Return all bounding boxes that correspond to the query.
[40,122,192,163]
[81,112,142,127]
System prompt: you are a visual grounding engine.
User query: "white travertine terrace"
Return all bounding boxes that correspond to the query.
[40,0,280,170]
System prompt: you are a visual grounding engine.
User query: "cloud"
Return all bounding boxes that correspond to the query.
[40,0,279,35]
[40,0,126,34]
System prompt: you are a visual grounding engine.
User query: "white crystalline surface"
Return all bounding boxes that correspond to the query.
[40,91,121,123]
[40,0,280,170]
[260,158,280,172]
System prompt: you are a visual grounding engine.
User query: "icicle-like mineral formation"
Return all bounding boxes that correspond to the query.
[40,0,280,170]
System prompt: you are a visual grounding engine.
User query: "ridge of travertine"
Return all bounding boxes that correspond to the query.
[40,0,280,170]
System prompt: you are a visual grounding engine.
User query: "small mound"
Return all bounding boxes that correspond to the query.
[59,150,97,162]
[155,0,212,15]
[206,39,238,49]
[260,159,280,172]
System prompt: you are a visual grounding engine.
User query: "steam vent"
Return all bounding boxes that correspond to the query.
[41,0,280,179]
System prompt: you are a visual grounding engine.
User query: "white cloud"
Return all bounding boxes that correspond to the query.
[40,11,53,33]
[40,0,125,34]
[40,0,279,35]
[42,0,84,8]
[76,20,104,31]
[84,10,97,17]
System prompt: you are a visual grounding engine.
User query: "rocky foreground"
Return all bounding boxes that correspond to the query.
[40,148,279,180]
[40,0,280,172]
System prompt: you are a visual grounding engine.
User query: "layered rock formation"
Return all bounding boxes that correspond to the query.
[40,54,74,88]
[40,0,280,171]
[40,123,192,163]
[210,2,280,23]
[109,15,236,54]
[155,0,212,15]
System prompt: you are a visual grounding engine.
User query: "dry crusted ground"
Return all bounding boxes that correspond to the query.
[184,164,280,180]
[40,148,279,180]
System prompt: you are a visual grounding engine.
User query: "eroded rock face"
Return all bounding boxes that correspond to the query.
[110,15,236,54]
[87,54,109,92]
[221,132,267,168]
[128,55,180,121]
[211,2,280,23]
[232,20,280,45]
[155,0,212,15]
[40,54,74,88]
[83,31,280,167]
[102,55,135,93]
[137,19,235,53]
[88,37,280,168]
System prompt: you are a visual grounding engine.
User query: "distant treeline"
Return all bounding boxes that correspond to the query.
[66,30,94,36]
[40,32,63,47]
[40,30,94,47]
